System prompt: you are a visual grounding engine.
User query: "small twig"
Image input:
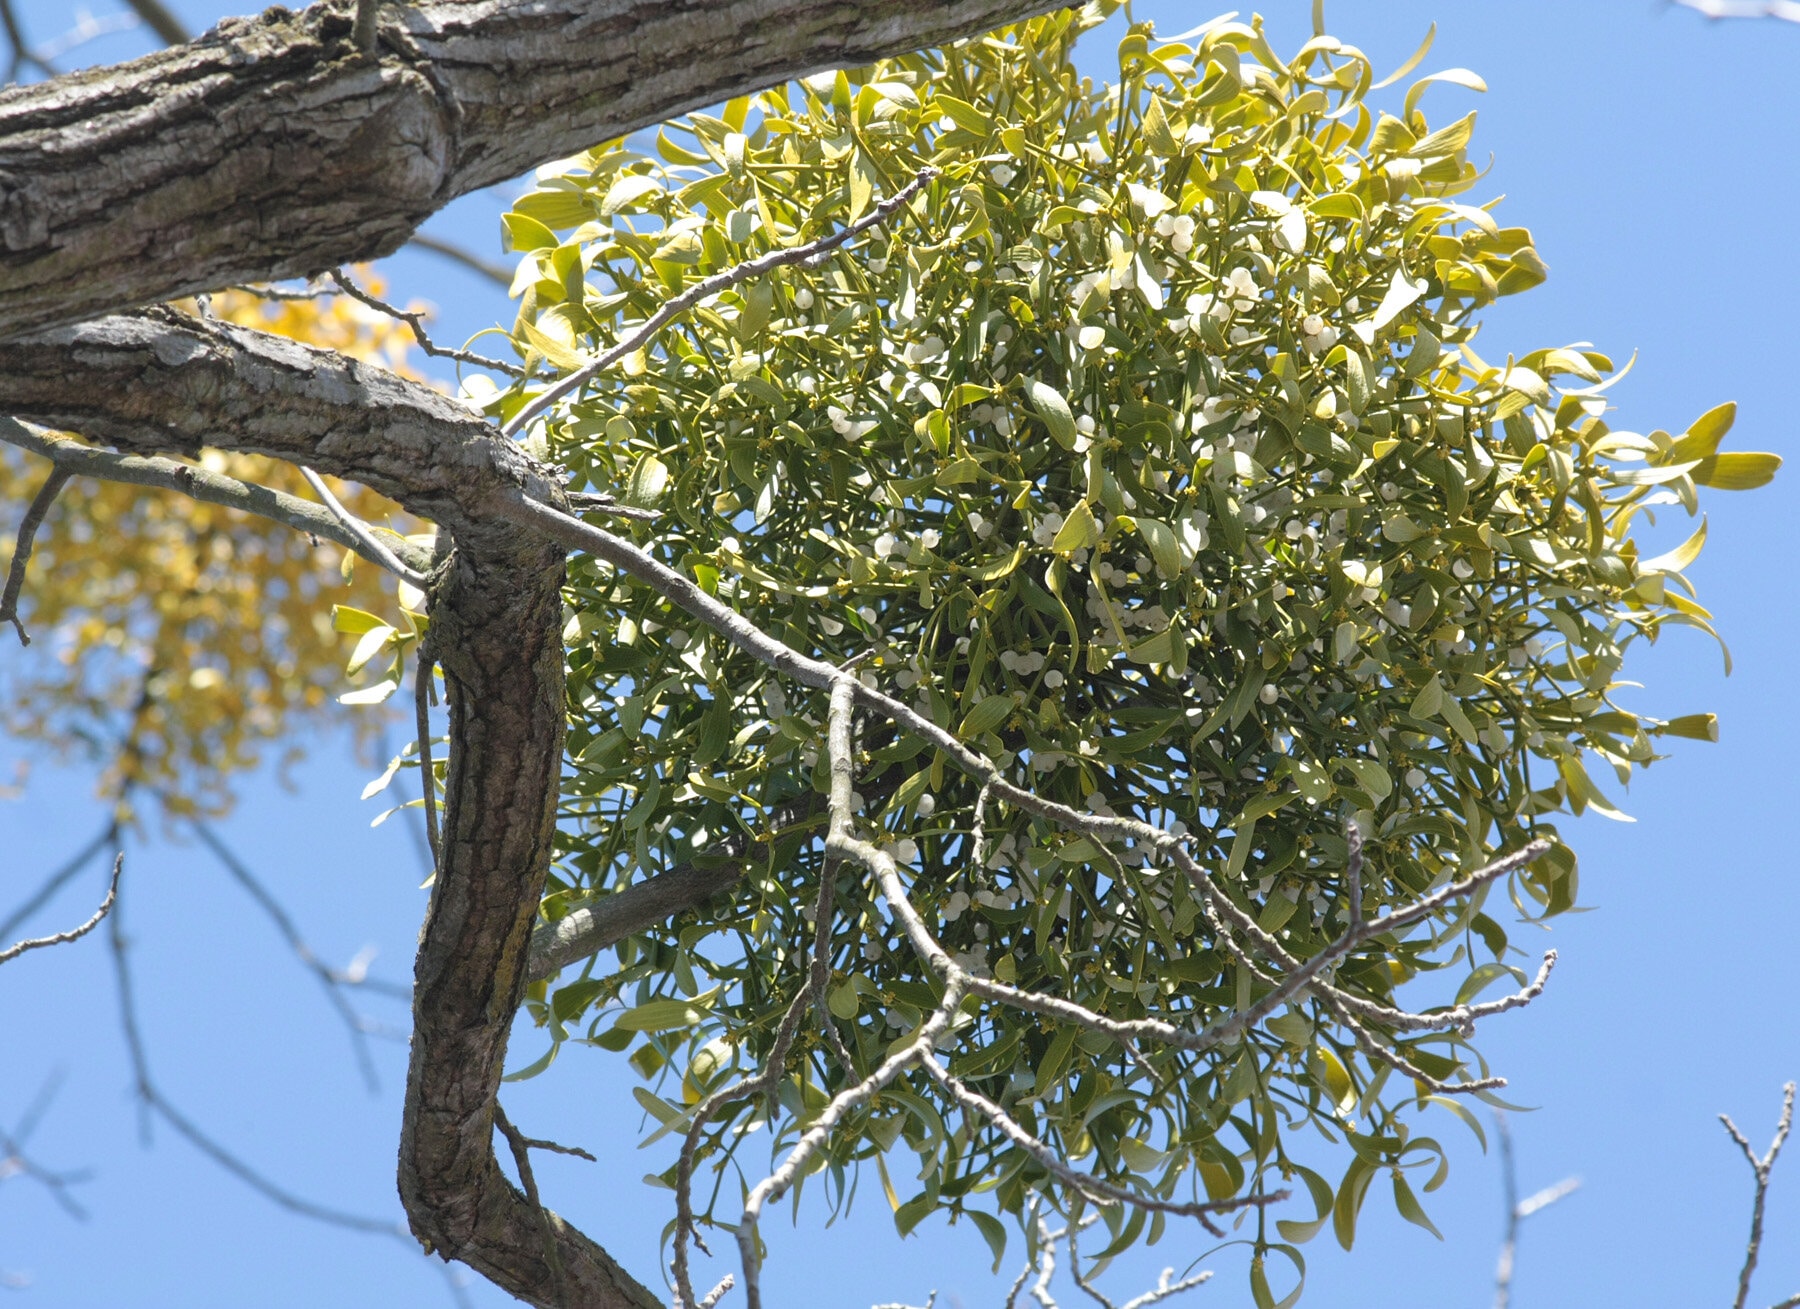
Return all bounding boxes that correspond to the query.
[227,280,332,302]
[0,854,122,966]
[0,821,114,945]
[0,465,69,644]
[408,232,514,287]
[1344,817,1364,922]
[1492,1113,1579,1309]
[106,888,408,1239]
[188,817,408,1090]
[0,1072,94,1220]
[1723,1081,1798,1309]
[808,857,859,1078]
[504,165,940,437]
[119,0,188,44]
[298,466,430,588]
[327,267,526,378]
[0,0,52,80]
[415,652,441,868]
[493,1102,570,1308]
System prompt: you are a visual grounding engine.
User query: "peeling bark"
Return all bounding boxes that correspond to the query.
[0,0,1061,339]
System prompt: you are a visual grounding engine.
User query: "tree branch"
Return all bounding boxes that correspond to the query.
[1723,1082,1798,1309]
[0,417,435,578]
[0,460,66,644]
[0,853,121,966]
[0,0,1064,339]
[407,232,513,287]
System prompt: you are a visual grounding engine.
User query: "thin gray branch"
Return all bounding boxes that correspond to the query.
[0,418,435,578]
[327,267,526,379]
[1492,1113,1578,1309]
[1723,1082,1797,1309]
[0,1073,92,1221]
[504,167,938,436]
[0,854,121,966]
[105,884,410,1240]
[300,464,431,587]
[0,820,113,944]
[188,817,409,1091]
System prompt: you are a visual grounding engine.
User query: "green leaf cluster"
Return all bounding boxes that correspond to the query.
[483,4,1773,1290]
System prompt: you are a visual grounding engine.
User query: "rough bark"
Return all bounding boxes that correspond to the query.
[0,312,654,1308]
[0,0,1062,340]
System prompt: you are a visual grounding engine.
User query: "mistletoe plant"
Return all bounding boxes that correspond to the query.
[416,5,1776,1302]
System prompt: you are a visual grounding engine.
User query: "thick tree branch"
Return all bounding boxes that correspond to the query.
[0,311,654,1308]
[0,0,1062,339]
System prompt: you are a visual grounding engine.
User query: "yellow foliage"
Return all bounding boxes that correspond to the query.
[0,269,426,815]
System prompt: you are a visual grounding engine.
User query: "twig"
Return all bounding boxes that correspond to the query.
[673,986,813,1309]
[327,268,526,378]
[0,821,114,945]
[0,854,122,966]
[1492,1113,1579,1309]
[503,166,941,437]
[299,466,430,588]
[0,0,52,80]
[565,490,661,522]
[415,653,441,868]
[0,419,435,578]
[0,1071,93,1220]
[408,232,514,287]
[1722,1081,1797,1309]
[188,817,408,1090]
[119,0,188,44]
[492,1102,571,1309]
[808,857,859,1078]
[106,886,408,1239]
[0,465,69,644]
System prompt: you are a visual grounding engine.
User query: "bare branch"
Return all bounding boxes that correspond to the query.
[493,1102,572,1309]
[118,0,188,45]
[105,887,409,1239]
[0,1072,93,1221]
[407,233,514,288]
[0,462,68,645]
[353,0,381,54]
[1723,1082,1798,1309]
[503,167,941,436]
[0,418,436,579]
[1492,1113,1579,1309]
[0,0,52,81]
[188,817,409,1090]
[0,854,121,966]
[328,268,527,379]
[0,820,114,945]
[300,466,432,588]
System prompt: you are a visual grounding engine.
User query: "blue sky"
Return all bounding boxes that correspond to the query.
[2,2,1797,1306]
